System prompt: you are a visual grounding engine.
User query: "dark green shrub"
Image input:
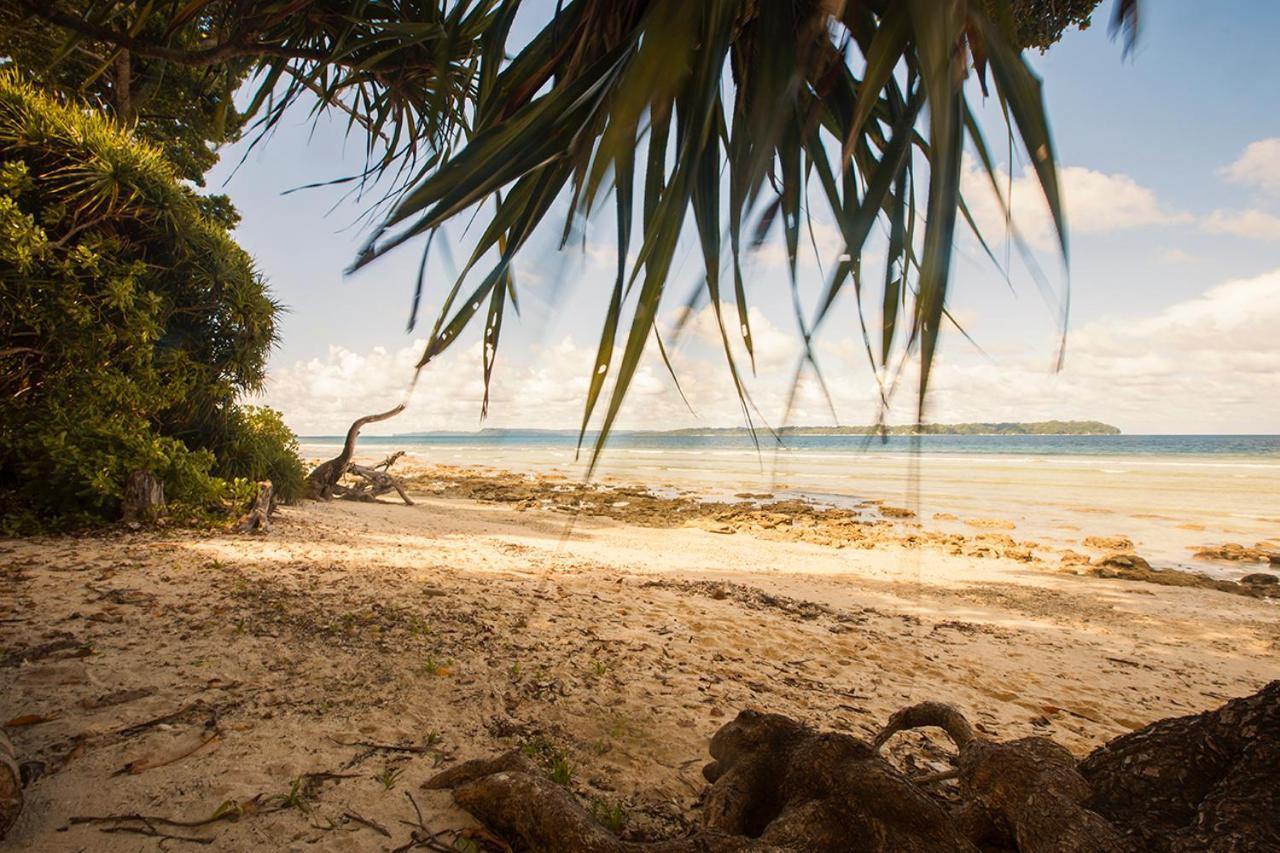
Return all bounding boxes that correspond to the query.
[0,70,301,531]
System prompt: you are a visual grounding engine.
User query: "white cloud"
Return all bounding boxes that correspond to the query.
[961,159,1190,249]
[1202,208,1280,240]
[921,269,1280,432]
[1221,138,1280,194]
[261,270,1280,435]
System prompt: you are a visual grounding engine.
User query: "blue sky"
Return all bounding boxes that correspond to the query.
[208,0,1280,435]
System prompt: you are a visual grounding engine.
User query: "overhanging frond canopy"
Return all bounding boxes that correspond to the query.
[11,0,1114,464]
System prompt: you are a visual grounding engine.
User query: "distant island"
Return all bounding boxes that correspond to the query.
[657,421,1121,437]
[396,421,1121,438]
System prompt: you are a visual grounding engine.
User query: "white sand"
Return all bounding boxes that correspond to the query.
[1,485,1276,850]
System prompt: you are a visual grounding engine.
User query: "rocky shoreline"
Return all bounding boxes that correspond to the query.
[393,462,1280,599]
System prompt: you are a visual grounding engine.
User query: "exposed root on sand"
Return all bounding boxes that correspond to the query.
[425,682,1279,852]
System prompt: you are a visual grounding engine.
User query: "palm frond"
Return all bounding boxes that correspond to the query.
[10,0,1124,462]
[347,0,1075,466]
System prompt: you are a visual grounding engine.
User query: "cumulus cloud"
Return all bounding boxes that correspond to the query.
[922,269,1280,432]
[1221,138,1280,194]
[1202,208,1280,240]
[960,159,1190,249]
[261,269,1280,435]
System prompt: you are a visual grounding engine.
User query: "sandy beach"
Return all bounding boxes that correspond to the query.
[1,464,1277,851]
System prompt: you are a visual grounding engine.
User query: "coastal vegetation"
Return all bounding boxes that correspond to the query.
[0,71,303,532]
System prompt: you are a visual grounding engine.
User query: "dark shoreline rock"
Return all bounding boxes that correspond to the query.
[1091,553,1275,598]
[1193,542,1278,563]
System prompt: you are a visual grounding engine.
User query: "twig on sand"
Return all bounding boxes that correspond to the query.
[71,815,218,845]
[69,795,266,831]
[331,736,442,770]
[391,790,456,853]
[99,824,214,845]
[113,703,206,739]
[344,810,392,838]
[331,738,437,755]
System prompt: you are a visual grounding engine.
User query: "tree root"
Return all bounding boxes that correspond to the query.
[877,702,1120,852]
[1079,680,1280,851]
[424,682,1278,852]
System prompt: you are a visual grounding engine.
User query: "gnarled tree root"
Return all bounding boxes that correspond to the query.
[424,682,1278,852]
[1079,679,1280,852]
[876,702,1120,852]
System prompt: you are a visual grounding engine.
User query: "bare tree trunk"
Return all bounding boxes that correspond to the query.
[234,481,274,533]
[114,49,132,122]
[121,470,164,523]
[305,404,406,499]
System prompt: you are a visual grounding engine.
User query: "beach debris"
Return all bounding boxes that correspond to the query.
[67,795,269,846]
[343,456,415,505]
[1,730,21,841]
[1,634,91,666]
[79,686,156,711]
[3,713,58,728]
[306,404,407,499]
[422,682,1279,852]
[116,712,223,775]
[343,809,391,838]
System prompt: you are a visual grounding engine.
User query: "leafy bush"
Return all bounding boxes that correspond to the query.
[209,406,308,504]
[0,70,301,531]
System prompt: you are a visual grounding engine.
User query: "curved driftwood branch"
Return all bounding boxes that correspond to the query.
[306,404,406,499]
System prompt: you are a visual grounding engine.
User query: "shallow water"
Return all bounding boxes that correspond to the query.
[301,433,1280,580]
